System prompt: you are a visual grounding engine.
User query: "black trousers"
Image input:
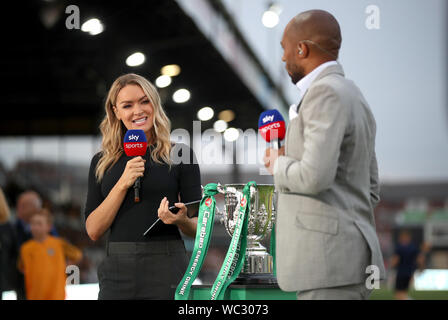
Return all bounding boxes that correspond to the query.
[98,240,189,300]
[395,273,413,291]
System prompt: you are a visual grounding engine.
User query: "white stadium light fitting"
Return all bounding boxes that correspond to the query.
[213,120,228,133]
[155,75,172,88]
[81,18,104,35]
[126,52,145,67]
[262,10,279,28]
[197,107,214,121]
[173,89,190,103]
[223,127,239,142]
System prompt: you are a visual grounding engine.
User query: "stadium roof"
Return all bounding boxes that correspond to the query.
[1,0,288,136]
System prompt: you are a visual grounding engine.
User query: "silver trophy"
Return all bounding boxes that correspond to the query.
[217,183,277,284]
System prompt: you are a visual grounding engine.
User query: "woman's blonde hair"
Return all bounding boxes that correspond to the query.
[0,187,11,224]
[95,73,172,181]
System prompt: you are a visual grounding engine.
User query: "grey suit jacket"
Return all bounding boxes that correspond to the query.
[273,63,386,292]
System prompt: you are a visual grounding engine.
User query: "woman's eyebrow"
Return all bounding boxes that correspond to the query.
[119,95,147,105]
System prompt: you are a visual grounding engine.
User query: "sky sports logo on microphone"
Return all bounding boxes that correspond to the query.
[124,129,147,157]
[258,109,285,143]
[259,122,281,135]
[127,134,141,141]
[262,115,274,123]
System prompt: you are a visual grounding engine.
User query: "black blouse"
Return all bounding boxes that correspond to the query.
[84,143,202,242]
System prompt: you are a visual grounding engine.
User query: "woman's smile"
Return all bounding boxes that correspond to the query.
[132,116,148,127]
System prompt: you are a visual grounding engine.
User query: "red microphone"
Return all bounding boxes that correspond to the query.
[123,129,147,202]
[258,109,286,149]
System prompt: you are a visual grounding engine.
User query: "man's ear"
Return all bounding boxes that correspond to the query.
[297,42,308,57]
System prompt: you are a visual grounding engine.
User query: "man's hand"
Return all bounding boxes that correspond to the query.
[263,146,285,175]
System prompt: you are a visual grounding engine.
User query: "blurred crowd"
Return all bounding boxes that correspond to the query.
[0,184,435,300]
[0,186,102,300]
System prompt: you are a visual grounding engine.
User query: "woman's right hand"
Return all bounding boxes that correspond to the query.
[118,156,146,190]
[86,156,145,241]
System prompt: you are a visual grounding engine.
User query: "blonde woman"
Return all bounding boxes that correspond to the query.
[0,187,11,225]
[0,187,18,296]
[84,74,201,300]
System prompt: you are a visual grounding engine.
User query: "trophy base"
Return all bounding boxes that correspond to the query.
[243,249,274,273]
[233,273,278,285]
[232,250,277,285]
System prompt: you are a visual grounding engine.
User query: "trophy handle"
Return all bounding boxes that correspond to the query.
[216,183,225,195]
[214,183,225,223]
[218,184,246,237]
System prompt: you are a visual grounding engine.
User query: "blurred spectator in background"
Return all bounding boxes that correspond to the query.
[390,230,426,300]
[16,191,48,245]
[0,187,18,299]
[14,190,58,299]
[18,208,82,300]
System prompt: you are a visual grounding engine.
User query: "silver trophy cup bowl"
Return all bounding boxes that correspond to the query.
[217,183,277,284]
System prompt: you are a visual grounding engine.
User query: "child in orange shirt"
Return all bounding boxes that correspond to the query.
[18,208,82,300]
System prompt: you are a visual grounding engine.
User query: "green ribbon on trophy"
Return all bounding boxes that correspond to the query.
[270,223,276,277]
[209,181,257,300]
[174,183,219,300]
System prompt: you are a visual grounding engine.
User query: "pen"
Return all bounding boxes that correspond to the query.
[143,199,202,236]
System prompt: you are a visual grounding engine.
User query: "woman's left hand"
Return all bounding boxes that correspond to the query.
[157,197,188,226]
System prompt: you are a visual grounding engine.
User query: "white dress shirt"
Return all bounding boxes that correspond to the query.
[289,60,338,120]
[275,60,338,175]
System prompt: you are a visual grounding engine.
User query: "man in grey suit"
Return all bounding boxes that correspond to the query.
[263,10,386,300]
